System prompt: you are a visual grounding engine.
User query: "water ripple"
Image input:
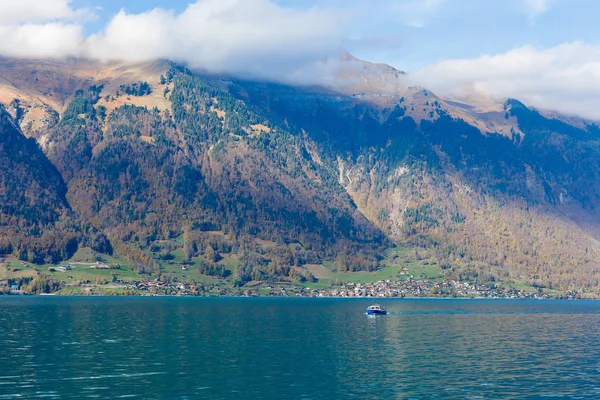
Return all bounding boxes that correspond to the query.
[0,297,598,399]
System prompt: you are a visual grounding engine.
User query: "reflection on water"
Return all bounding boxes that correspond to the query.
[0,297,599,399]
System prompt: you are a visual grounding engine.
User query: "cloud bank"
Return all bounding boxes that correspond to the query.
[0,0,598,120]
[0,0,85,58]
[85,0,349,82]
[0,0,349,84]
[0,0,82,23]
[411,42,600,120]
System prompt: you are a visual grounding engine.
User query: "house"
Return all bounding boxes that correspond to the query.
[57,264,73,272]
[10,285,19,291]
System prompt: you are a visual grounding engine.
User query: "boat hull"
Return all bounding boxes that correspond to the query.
[366,309,387,315]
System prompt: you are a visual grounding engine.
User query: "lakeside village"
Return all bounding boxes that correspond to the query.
[128,278,558,299]
[1,272,563,299]
[0,256,577,299]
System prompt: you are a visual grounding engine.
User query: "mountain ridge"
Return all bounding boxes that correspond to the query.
[1,56,600,295]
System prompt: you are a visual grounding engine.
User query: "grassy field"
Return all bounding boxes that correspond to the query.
[384,245,445,281]
[59,286,143,296]
[0,247,141,285]
[159,261,223,284]
[51,266,140,284]
[0,260,39,280]
[505,280,563,297]
[150,247,234,285]
[301,244,445,288]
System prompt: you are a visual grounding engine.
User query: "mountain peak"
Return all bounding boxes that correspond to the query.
[330,52,408,97]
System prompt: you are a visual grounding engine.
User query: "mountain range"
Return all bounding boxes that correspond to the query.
[1,55,599,294]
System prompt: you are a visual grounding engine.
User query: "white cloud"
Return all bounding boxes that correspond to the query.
[83,0,347,84]
[0,0,73,23]
[411,42,600,120]
[0,0,92,59]
[0,0,349,84]
[525,0,551,21]
[0,0,93,23]
[0,23,82,58]
[393,0,448,28]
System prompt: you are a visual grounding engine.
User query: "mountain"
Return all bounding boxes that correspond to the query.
[0,105,77,263]
[1,56,599,294]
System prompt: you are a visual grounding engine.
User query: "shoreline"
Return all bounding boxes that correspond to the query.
[1,293,595,300]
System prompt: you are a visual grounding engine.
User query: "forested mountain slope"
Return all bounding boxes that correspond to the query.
[235,80,600,291]
[0,105,78,263]
[1,57,600,293]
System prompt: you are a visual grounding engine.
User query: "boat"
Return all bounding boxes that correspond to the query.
[366,304,387,315]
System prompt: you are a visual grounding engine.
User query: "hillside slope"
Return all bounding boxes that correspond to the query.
[1,61,388,283]
[1,57,599,293]
[0,105,77,263]
[233,77,600,291]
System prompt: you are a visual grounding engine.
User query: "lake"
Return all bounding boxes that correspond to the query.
[0,297,599,399]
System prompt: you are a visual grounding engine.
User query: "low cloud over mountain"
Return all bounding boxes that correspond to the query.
[411,42,600,120]
[0,0,348,84]
[0,0,599,120]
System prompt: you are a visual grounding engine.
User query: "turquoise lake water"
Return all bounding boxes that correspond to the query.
[0,297,599,399]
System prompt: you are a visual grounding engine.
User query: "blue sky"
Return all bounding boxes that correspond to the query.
[1,0,599,118]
